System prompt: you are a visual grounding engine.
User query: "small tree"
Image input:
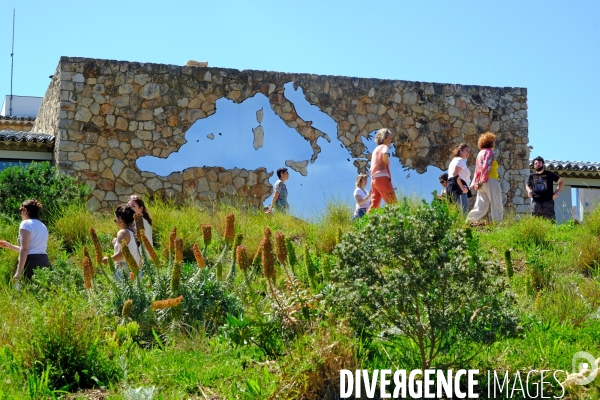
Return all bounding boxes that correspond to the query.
[329,199,519,370]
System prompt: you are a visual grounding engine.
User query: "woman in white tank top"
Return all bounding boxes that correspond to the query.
[102,204,141,269]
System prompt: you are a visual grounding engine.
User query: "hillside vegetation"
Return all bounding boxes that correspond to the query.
[0,181,599,398]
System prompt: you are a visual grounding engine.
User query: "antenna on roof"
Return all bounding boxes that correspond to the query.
[9,9,15,116]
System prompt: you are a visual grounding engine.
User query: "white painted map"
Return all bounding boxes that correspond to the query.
[137,83,443,218]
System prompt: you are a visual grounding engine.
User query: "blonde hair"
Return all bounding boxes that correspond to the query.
[355,174,368,188]
[374,128,392,145]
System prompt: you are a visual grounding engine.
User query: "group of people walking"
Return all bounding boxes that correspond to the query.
[0,195,153,283]
[352,128,565,223]
[446,132,504,223]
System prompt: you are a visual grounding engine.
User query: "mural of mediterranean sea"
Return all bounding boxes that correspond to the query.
[137,83,443,218]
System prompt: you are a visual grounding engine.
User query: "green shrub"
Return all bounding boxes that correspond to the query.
[107,255,241,342]
[180,267,242,334]
[0,162,89,224]
[329,199,519,370]
[28,256,85,299]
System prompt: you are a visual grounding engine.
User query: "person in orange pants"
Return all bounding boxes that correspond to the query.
[367,128,397,212]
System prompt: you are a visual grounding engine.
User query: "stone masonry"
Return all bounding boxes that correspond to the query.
[33,57,530,212]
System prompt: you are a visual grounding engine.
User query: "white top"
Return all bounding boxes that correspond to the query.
[448,157,471,185]
[354,188,371,212]
[19,219,48,255]
[114,229,141,268]
[143,218,152,246]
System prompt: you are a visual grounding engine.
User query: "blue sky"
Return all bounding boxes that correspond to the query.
[0,0,598,215]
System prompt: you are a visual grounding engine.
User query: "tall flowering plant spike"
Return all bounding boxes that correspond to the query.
[169,226,177,256]
[141,234,160,268]
[170,259,182,295]
[216,262,223,281]
[175,238,184,265]
[152,295,183,310]
[202,224,212,248]
[304,244,317,290]
[252,243,263,267]
[236,246,250,271]
[121,240,140,277]
[89,227,103,267]
[83,245,91,261]
[224,214,235,245]
[107,256,115,274]
[231,233,243,261]
[274,231,288,265]
[83,256,93,289]
[134,214,145,242]
[192,243,205,268]
[83,245,95,275]
[504,249,514,279]
[261,236,275,280]
[285,237,297,268]
[122,299,133,319]
[264,226,272,238]
[227,234,244,281]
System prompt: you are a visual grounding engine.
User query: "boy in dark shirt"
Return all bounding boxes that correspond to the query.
[526,156,565,221]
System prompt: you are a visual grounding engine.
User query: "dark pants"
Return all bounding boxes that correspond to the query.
[532,200,556,221]
[352,208,367,220]
[23,254,52,280]
[447,177,470,214]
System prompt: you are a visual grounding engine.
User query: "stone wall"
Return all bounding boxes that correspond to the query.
[34,66,62,160]
[33,57,530,212]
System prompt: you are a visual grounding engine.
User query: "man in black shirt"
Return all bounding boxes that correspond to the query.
[526,156,565,221]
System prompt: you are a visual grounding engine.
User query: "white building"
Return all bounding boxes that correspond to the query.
[0,95,53,170]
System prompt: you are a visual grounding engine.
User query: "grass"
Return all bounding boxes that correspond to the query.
[0,198,600,398]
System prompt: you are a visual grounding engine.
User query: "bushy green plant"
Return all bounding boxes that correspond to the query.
[180,267,242,334]
[329,199,519,370]
[28,256,85,299]
[221,313,284,358]
[0,162,89,224]
[105,238,241,342]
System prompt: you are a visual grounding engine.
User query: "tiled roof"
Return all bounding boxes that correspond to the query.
[0,130,54,144]
[0,115,35,122]
[529,159,600,172]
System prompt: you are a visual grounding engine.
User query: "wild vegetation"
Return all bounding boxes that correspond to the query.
[0,164,599,399]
